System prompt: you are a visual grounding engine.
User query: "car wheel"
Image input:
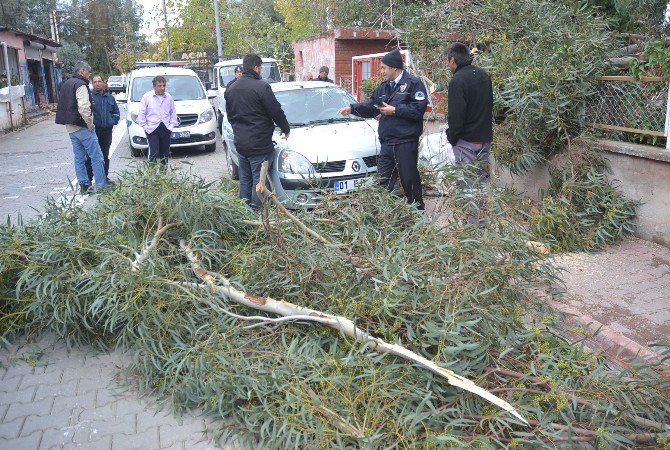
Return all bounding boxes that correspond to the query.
[224,142,239,180]
[129,137,145,157]
[204,142,216,153]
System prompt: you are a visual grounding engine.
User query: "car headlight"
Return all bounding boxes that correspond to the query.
[278,150,313,174]
[198,108,214,124]
[130,112,138,123]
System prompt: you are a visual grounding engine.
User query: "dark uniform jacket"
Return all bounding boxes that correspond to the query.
[92,90,120,130]
[55,74,91,128]
[350,71,428,144]
[315,76,333,83]
[446,62,493,146]
[224,70,290,156]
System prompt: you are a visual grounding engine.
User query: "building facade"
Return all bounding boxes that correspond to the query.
[293,28,402,93]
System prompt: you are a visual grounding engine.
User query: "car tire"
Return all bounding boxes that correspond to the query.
[204,142,216,153]
[129,137,145,157]
[224,142,239,180]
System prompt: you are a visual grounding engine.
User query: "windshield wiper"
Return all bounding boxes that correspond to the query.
[289,122,309,127]
[308,117,359,125]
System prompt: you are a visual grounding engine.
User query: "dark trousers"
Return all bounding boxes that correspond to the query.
[86,127,112,181]
[378,141,424,209]
[147,122,171,164]
[238,152,272,209]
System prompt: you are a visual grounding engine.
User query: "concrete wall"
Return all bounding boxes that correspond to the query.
[0,97,26,132]
[493,140,670,247]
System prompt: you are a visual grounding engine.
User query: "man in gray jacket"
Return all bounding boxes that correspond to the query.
[55,61,107,194]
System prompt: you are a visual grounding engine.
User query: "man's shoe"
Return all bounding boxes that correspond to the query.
[79,184,91,195]
[106,179,115,186]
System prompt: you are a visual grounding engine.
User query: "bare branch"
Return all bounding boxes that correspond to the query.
[132,217,179,272]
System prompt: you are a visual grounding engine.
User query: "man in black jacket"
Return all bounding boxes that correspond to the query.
[85,75,120,183]
[338,49,427,209]
[225,54,290,208]
[445,43,493,221]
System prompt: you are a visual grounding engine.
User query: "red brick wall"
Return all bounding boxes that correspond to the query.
[292,30,401,85]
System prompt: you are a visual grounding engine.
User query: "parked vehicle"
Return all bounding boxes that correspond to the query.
[116,66,218,157]
[106,75,126,93]
[222,81,380,209]
[212,57,282,133]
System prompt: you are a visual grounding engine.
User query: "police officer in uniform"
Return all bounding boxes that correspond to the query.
[338,49,427,209]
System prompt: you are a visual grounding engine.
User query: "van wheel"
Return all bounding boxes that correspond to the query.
[204,143,216,153]
[224,142,239,180]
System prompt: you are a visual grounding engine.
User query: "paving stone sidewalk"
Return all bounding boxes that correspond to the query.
[552,237,670,358]
[0,335,239,450]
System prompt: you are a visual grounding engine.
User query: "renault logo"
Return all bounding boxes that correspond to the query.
[352,161,361,172]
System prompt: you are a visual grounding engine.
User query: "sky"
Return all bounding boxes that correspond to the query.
[141,0,165,43]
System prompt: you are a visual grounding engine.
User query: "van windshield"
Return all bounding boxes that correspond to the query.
[108,76,123,82]
[218,62,281,87]
[131,75,205,102]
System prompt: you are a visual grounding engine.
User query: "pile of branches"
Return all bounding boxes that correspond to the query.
[0,165,668,448]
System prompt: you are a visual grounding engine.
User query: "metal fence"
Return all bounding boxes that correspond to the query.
[588,76,670,149]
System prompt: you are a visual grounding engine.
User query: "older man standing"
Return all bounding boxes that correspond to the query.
[137,76,178,164]
[55,61,108,194]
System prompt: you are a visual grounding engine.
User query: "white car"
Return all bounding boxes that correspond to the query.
[106,75,125,93]
[222,81,380,208]
[212,57,282,133]
[116,67,218,157]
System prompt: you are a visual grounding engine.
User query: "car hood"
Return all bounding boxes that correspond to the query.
[276,120,378,162]
[127,99,210,115]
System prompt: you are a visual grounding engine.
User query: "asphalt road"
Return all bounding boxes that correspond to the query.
[0,106,228,223]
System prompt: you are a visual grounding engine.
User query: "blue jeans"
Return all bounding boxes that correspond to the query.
[69,127,107,188]
[238,152,272,208]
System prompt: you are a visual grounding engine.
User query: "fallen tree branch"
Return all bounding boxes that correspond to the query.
[132,216,179,272]
[255,161,371,273]
[180,240,529,426]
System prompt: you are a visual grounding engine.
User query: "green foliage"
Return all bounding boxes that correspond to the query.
[631,39,670,79]
[404,0,612,175]
[58,41,86,79]
[361,77,382,99]
[584,0,669,34]
[530,148,639,252]
[1,165,667,447]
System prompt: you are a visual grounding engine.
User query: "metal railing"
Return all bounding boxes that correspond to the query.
[588,76,670,149]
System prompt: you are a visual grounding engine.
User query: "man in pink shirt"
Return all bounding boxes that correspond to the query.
[137,76,179,164]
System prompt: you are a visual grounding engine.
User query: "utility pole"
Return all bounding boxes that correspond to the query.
[213,0,223,62]
[162,0,172,61]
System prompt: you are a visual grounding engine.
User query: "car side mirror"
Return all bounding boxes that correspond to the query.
[116,92,127,103]
[204,81,212,90]
[206,89,217,99]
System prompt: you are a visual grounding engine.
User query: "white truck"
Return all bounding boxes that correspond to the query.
[212,57,282,133]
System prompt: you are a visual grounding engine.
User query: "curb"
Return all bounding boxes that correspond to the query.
[545,299,668,370]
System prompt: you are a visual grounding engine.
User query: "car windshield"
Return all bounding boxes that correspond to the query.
[131,75,205,102]
[218,62,281,86]
[275,87,364,126]
[108,76,123,82]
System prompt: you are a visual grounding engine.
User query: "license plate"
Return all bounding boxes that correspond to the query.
[333,178,366,194]
[170,131,190,139]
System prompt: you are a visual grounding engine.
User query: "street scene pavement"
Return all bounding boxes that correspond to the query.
[1,116,668,449]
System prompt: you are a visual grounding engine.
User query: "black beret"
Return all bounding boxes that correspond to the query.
[381,49,403,69]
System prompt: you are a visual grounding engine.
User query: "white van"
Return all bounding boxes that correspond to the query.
[212,57,282,132]
[117,66,218,157]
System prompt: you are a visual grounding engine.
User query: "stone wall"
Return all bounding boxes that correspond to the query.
[493,140,670,247]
